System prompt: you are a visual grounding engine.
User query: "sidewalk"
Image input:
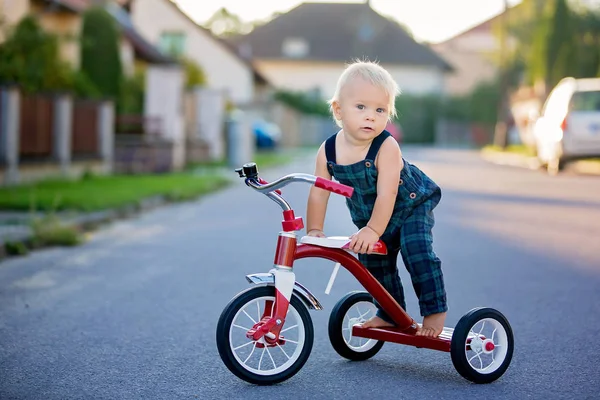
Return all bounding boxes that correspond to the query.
[481,150,600,175]
[0,195,177,259]
[0,148,315,261]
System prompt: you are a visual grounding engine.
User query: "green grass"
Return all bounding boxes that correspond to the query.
[253,150,295,169]
[482,144,537,157]
[0,172,231,212]
[188,149,297,172]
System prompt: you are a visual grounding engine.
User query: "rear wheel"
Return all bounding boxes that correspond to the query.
[328,291,384,361]
[216,286,314,385]
[450,307,514,383]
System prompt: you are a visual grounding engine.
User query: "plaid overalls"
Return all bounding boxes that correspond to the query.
[325,130,447,321]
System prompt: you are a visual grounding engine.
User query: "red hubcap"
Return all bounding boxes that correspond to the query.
[485,342,495,351]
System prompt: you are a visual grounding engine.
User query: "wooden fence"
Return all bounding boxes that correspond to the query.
[19,94,54,159]
[72,99,101,157]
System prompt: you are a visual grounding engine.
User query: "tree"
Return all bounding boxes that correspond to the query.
[506,0,599,89]
[0,15,100,97]
[181,57,207,88]
[80,6,123,100]
[204,7,253,37]
[572,5,600,77]
[545,0,578,88]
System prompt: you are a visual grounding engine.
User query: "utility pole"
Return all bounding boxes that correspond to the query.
[493,0,510,149]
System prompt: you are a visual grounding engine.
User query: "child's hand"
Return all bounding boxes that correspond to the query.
[307,229,326,237]
[348,227,380,254]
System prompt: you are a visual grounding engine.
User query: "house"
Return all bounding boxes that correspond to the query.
[120,0,269,161]
[0,0,185,185]
[231,1,452,99]
[430,6,517,96]
[0,0,87,68]
[123,0,269,106]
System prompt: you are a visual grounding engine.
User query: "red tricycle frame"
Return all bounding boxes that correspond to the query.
[219,162,514,385]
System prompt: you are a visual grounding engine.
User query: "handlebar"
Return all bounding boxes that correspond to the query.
[235,162,354,211]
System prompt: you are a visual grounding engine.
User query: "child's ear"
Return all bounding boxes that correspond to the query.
[332,100,342,120]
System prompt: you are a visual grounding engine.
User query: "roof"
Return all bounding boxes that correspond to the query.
[433,3,520,46]
[43,0,177,65]
[163,0,269,84]
[105,2,177,65]
[233,2,451,71]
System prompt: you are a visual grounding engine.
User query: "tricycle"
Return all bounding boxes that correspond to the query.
[216,162,514,385]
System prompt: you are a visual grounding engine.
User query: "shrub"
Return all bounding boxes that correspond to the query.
[31,215,82,247]
[80,6,123,100]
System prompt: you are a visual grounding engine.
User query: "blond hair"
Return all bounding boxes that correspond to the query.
[328,60,401,128]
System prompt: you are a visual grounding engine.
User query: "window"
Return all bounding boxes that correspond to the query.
[282,37,309,58]
[159,32,186,57]
[570,91,600,112]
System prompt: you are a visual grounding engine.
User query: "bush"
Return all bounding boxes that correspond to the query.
[80,6,123,100]
[0,16,71,92]
[119,65,145,114]
[4,241,29,256]
[181,57,207,88]
[31,215,82,247]
[274,90,330,117]
[0,15,100,98]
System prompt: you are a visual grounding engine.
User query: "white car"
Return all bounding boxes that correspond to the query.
[533,77,600,174]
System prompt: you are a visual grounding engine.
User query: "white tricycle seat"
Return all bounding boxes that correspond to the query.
[300,236,388,256]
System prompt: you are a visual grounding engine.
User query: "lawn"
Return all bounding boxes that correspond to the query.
[0,172,231,212]
[0,149,299,213]
[188,149,298,171]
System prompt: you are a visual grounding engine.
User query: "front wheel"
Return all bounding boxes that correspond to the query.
[450,307,514,384]
[328,291,385,361]
[216,286,314,385]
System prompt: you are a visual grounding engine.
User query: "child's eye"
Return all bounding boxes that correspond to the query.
[357,104,365,110]
[377,108,385,113]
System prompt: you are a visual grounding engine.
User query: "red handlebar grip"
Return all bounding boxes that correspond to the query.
[315,177,354,198]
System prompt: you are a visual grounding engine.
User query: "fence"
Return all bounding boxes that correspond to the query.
[19,94,54,159]
[72,99,101,157]
[0,87,115,185]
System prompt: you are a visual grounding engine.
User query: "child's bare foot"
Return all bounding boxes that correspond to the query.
[416,312,446,337]
[360,315,395,329]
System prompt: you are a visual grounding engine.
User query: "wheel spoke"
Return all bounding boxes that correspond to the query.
[233,341,255,351]
[285,338,299,344]
[358,308,371,320]
[276,343,291,360]
[281,324,298,333]
[243,309,257,324]
[258,347,266,370]
[243,343,257,364]
[468,351,482,363]
[265,346,277,369]
[345,327,353,343]
[232,323,252,331]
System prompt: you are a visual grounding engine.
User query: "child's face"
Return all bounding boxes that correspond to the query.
[332,77,390,141]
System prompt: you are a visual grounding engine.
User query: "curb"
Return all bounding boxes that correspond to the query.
[481,151,600,176]
[481,151,541,170]
[0,195,178,262]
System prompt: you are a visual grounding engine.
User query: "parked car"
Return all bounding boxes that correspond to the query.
[253,119,282,149]
[533,77,600,174]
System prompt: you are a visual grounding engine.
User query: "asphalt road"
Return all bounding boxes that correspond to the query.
[1,147,599,400]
